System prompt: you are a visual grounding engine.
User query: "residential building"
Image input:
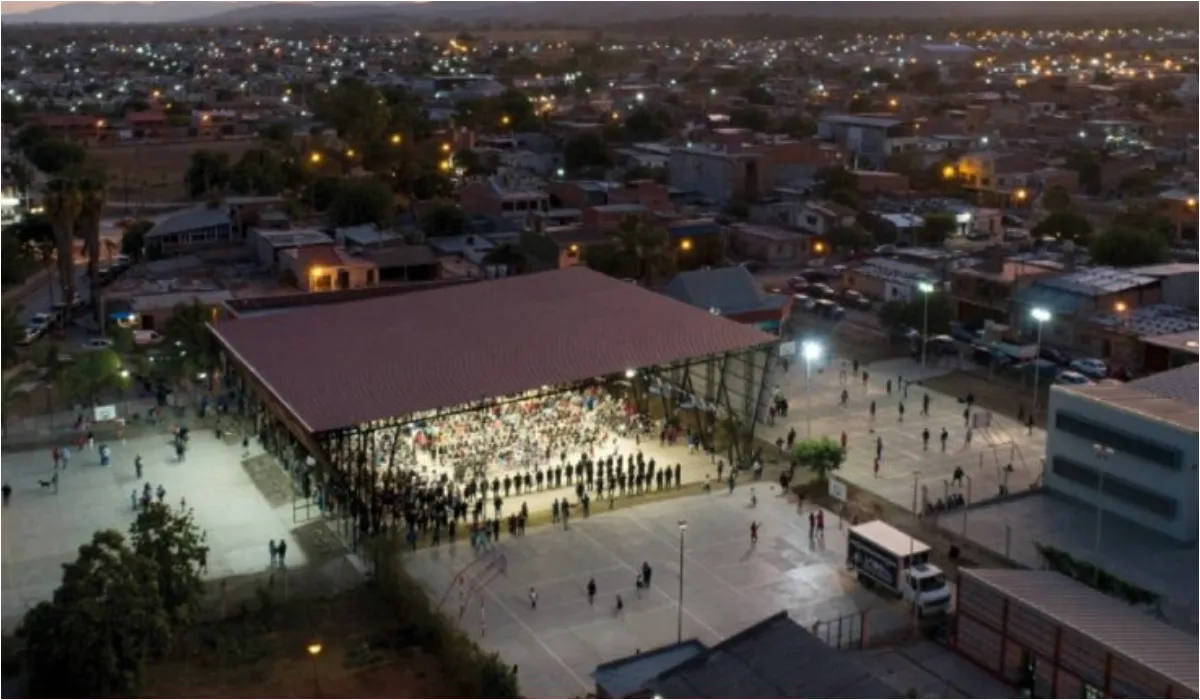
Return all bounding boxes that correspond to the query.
[817,114,912,168]
[582,203,648,235]
[1045,364,1198,543]
[950,255,1063,326]
[842,257,932,302]
[144,206,235,258]
[358,245,441,283]
[458,171,550,221]
[663,267,791,334]
[668,144,770,205]
[729,224,810,266]
[1011,267,1165,350]
[1156,189,1199,241]
[247,227,335,271]
[792,200,858,237]
[279,243,379,292]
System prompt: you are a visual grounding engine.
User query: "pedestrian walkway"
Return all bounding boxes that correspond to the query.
[760,354,1047,515]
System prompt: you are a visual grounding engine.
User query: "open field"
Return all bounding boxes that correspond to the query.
[87,139,260,205]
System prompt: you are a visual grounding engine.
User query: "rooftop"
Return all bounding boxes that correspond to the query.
[1088,303,1199,338]
[211,267,776,433]
[1056,363,1199,430]
[644,612,902,698]
[1038,267,1159,297]
[963,568,1199,697]
[938,491,1199,634]
[664,266,786,317]
[146,207,231,239]
[1141,329,1200,355]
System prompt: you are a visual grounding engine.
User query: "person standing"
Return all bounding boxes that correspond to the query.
[807,511,815,539]
[898,401,905,422]
[528,587,538,610]
[135,455,143,479]
[876,436,883,460]
[815,510,825,536]
[587,578,597,605]
[642,562,652,588]
[2,482,11,507]
[922,393,930,416]
[750,521,759,545]
[940,428,948,452]
[278,540,287,568]
[269,540,277,567]
[921,428,930,451]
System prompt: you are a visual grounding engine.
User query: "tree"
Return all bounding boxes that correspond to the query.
[128,502,207,631]
[58,348,127,406]
[740,85,775,106]
[456,148,498,177]
[260,120,295,147]
[228,148,285,196]
[1089,226,1167,267]
[184,150,231,199]
[18,530,170,698]
[623,106,673,141]
[917,212,956,245]
[1116,170,1160,198]
[1031,211,1092,244]
[879,293,953,335]
[728,106,770,132]
[44,178,82,307]
[422,204,468,238]
[326,177,395,229]
[815,166,857,198]
[611,216,674,287]
[563,132,613,174]
[77,172,108,322]
[121,219,154,260]
[312,78,390,146]
[828,225,874,253]
[791,437,845,482]
[1042,184,1072,212]
[27,139,86,174]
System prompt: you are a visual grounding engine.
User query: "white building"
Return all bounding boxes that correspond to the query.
[1044,364,1199,544]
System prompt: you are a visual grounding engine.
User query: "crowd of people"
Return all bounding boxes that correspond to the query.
[316,388,696,548]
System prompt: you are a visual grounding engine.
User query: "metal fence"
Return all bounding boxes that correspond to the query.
[811,611,865,650]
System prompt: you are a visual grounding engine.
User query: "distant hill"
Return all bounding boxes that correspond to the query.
[2,0,1194,26]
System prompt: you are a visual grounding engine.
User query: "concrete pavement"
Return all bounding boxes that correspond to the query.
[403,489,915,699]
[0,425,305,634]
[759,354,1047,514]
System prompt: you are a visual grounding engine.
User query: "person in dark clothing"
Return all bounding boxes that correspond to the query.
[642,562,652,587]
[587,578,597,605]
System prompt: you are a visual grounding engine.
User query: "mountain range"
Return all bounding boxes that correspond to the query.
[2,0,1193,26]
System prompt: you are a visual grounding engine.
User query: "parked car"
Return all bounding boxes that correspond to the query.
[1055,370,1094,386]
[809,283,836,299]
[81,338,114,351]
[1018,359,1059,380]
[890,325,920,345]
[948,322,979,344]
[788,276,810,293]
[813,299,845,320]
[792,294,816,312]
[1039,347,1070,366]
[1069,358,1108,380]
[16,326,41,346]
[925,334,959,357]
[133,330,165,347]
[841,289,871,310]
[28,312,54,329]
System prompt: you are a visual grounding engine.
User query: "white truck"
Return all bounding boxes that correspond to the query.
[846,520,952,618]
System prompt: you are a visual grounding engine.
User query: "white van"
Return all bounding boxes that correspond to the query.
[133,330,165,347]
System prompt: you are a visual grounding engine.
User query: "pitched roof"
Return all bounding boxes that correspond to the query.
[212,267,775,433]
[664,267,781,316]
[146,207,231,239]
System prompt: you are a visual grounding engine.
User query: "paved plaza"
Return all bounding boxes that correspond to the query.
[0,427,305,634]
[762,354,1048,513]
[403,488,915,700]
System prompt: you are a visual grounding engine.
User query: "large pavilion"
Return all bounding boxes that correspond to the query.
[210,267,781,544]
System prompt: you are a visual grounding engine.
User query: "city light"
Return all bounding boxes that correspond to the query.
[1031,307,1051,323]
[309,152,322,164]
[941,165,956,180]
[679,238,693,252]
[802,340,822,362]
[918,281,935,294]
[390,133,402,145]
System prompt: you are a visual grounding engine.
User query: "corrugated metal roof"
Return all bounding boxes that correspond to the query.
[664,267,772,316]
[146,207,231,238]
[963,569,1199,696]
[212,267,776,433]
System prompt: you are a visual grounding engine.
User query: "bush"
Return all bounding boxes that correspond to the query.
[370,537,520,697]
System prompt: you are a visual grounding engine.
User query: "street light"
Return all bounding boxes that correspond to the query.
[309,152,323,165]
[390,133,402,145]
[306,642,323,695]
[801,340,822,438]
[676,521,687,643]
[1092,444,1114,557]
[679,238,693,252]
[917,281,935,368]
[1030,307,1051,414]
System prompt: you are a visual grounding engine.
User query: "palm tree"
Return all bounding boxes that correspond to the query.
[77,173,108,323]
[611,216,675,287]
[44,178,82,309]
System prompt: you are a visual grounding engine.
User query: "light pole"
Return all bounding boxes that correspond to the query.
[1030,308,1051,416]
[676,521,687,643]
[306,642,323,696]
[801,340,822,438]
[917,281,935,368]
[1092,444,1113,557]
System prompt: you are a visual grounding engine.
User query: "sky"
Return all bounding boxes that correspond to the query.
[4,2,86,13]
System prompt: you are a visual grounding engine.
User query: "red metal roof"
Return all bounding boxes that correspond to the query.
[212,267,777,433]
